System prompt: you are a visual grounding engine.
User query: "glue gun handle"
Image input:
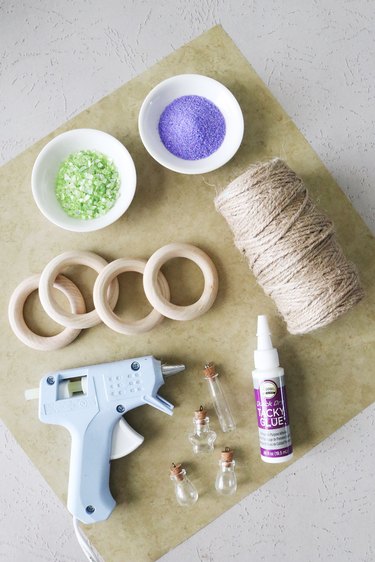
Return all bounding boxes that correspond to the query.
[67,413,118,524]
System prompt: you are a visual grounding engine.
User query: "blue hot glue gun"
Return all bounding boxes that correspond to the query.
[26,355,185,524]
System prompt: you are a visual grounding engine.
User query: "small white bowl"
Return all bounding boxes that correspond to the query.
[32,128,137,232]
[138,74,244,174]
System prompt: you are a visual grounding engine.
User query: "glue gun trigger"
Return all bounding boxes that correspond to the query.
[144,394,174,415]
[156,394,174,410]
[110,418,144,461]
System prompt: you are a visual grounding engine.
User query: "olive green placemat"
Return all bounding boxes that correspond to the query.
[1,25,374,562]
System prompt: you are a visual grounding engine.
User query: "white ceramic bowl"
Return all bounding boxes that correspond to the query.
[32,128,137,232]
[138,74,244,174]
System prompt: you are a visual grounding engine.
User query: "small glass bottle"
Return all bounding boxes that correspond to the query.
[203,362,236,432]
[170,463,199,506]
[188,405,217,454]
[215,447,237,496]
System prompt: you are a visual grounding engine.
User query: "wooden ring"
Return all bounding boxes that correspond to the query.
[93,258,171,334]
[39,250,119,329]
[8,273,86,351]
[143,243,219,321]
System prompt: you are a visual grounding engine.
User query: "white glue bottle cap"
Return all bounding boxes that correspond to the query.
[254,315,280,370]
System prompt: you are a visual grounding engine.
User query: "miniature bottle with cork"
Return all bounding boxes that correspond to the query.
[188,405,217,454]
[252,315,293,463]
[169,463,198,506]
[203,362,236,433]
[215,447,237,496]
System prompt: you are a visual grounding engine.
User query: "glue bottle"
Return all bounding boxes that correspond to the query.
[252,315,293,463]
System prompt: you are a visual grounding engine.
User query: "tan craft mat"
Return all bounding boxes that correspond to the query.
[1,25,375,562]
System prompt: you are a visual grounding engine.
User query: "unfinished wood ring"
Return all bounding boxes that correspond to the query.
[93,258,170,335]
[143,243,219,321]
[8,273,86,351]
[39,250,119,329]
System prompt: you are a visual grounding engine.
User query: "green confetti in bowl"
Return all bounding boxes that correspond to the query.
[31,129,137,233]
[55,150,121,220]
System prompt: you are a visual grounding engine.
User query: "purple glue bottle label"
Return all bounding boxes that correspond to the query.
[253,377,293,460]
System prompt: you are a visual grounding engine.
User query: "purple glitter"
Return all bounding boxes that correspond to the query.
[158,95,226,160]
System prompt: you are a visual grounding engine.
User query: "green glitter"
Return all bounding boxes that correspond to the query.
[55,150,120,220]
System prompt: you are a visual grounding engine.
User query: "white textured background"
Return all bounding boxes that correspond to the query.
[1,1,375,561]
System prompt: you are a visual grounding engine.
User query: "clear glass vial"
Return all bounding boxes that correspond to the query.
[188,405,217,454]
[215,447,237,496]
[170,463,199,507]
[203,362,236,433]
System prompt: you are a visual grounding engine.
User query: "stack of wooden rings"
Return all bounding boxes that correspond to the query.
[8,243,219,351]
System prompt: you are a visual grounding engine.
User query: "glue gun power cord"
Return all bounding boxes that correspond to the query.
[73,517,102,562]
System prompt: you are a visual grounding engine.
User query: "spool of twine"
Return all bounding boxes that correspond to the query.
[215,159,364,334]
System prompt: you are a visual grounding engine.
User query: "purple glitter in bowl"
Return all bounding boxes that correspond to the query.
[158,95,226,161]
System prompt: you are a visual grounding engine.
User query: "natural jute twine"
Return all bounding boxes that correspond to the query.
[215,159,364,334]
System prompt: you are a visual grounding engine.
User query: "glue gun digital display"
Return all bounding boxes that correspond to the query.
[33,355,185,524]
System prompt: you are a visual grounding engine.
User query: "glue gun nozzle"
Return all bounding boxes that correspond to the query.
[161,364,185,377]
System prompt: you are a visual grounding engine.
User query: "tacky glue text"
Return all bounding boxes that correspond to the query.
[252,315,293,463]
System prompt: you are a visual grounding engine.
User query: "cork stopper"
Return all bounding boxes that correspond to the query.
[203,361,217,379]
[194,405,207,422]
[170,462,184,481]
[220,447,234,464]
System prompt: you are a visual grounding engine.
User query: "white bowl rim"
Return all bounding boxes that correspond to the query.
[138,73,244,174]
[31,128,137,232]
